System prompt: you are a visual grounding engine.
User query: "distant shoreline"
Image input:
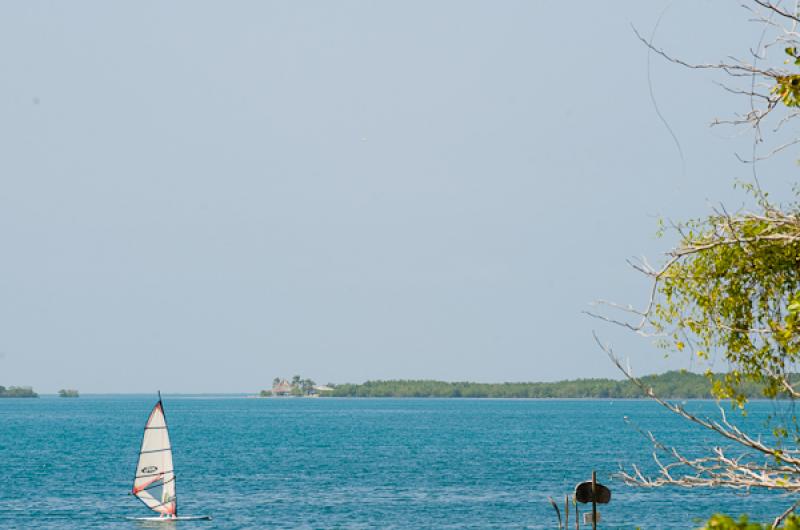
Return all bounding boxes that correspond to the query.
[0,386,38,398]
[251,371,739,400]
[10,371,781,399]
[5,394,783,403]
[320,371,767,399]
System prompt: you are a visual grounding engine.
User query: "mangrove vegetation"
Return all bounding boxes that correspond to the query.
[0,386,37,398]
[327,371,767,399]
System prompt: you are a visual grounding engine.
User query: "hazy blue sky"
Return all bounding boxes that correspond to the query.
[1,1,796,392]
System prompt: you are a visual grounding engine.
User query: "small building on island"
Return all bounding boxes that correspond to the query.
[272,379,293,397]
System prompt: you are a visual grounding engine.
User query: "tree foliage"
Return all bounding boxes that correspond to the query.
[650,193,800,407]
[595,195,800,527]
[703,514,800,530]
[0,386,38,398]
[591,1,800,526]
[329,372,766,399]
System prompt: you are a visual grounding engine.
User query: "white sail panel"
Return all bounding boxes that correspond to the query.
[132,401,177,516]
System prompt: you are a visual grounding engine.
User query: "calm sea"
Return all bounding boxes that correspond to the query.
[0,397,794,529]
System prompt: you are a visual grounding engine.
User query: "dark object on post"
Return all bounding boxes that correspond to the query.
[574,481,611,504]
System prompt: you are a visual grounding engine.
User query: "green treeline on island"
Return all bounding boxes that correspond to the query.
[326,371,769,399]
[0,386,38,398]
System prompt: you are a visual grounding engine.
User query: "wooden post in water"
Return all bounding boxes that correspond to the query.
[591,471,597,530]
[565,495,569,530]
[575,497,580,530]
[547,496,563,530]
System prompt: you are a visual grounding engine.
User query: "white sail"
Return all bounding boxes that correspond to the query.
[132,399,177,517]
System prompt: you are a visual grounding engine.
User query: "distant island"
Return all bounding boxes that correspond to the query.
[58,389,79,398]
[324,371,767,399]
[0,386,38,398]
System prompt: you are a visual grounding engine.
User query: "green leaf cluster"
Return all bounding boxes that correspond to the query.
[773,49,800,107]
[772,75,800,107]
[651,197,800,412]
[702,514,800,530]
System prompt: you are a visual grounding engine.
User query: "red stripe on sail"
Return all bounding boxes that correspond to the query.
[132,473,163,494]
[145,403,163,427]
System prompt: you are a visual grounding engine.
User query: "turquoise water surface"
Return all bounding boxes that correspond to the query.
[0,397,794,529]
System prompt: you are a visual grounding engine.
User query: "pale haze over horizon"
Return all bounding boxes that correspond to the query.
[1,1,796,393]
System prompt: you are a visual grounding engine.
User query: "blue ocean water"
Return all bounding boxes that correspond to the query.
[0,396,795,529]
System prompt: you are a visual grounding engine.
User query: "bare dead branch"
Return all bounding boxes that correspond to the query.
[753,0,800,24]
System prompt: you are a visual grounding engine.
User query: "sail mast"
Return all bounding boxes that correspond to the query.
[158,392,177,517]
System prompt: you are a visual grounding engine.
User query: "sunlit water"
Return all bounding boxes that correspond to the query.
[0,396,795,529]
